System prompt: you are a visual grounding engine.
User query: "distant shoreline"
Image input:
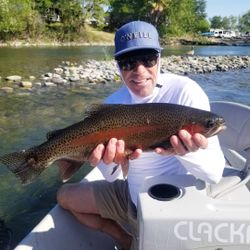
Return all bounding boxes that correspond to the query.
[0,41,113,48]
[0,37,249,48]
[163,37,250,46]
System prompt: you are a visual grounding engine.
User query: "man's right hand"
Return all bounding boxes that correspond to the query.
[88,138,142,167]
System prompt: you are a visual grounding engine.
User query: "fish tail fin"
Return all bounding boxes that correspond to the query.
[0,150,44,184]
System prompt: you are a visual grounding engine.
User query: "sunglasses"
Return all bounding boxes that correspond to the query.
[117,53,159,71]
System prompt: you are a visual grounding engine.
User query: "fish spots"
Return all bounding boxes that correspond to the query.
[70,124,165,148]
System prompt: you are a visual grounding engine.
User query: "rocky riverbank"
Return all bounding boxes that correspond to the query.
[173,37,250,46]
[1,55,250,93]
[1,36,249,47]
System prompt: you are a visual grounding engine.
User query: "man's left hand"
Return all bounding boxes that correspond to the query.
[155,129,208,156]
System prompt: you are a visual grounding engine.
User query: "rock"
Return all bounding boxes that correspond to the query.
[64,71,71,77]
[16,92,31,96]
[20,81,32,88]
[79,73,88,79]
[5,75,22,81]
[63,61,71,66]
[54,68,64,74]
[80,86,91,91]
[33,82,42,87]
[41,76,51,81]
[44,72,53,78]
[29,76,36,80]
[52,73,62,79]
[52,77,67,85]
[216,64,227,71]
[0,87,14,93]
[68,67,78,74]
[44,82,57,87]
[69,76,80,82]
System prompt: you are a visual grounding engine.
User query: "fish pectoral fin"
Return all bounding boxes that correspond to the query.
[150,140,172,150]
[57,159,84,182]
[121,157,129,179]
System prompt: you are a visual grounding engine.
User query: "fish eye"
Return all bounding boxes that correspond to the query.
[206,119,215,128]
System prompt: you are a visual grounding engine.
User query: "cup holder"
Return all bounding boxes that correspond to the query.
[148,183,182,201]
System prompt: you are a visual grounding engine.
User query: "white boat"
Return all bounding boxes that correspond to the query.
[15,101,250,250]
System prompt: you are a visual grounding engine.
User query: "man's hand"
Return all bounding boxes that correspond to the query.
[88,138,142,167]
[88,130,208,166]
[155,130,208,156]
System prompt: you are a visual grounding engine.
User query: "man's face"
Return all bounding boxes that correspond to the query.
[116,50,159,97]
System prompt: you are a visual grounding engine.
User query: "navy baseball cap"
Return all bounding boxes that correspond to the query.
[114,21,162,58]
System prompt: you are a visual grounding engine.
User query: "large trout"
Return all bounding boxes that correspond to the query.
[0,103,225,184]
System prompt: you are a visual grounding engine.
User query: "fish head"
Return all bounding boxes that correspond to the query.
[202,116,226,137]
[182,113,226,138]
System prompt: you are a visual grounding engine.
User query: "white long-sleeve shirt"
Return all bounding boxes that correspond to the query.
[97,73,225,205]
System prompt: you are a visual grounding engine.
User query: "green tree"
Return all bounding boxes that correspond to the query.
[0,0,40,40]
[165,0,209,35]
[209,15,240,30]
[194,0,206,18]
[239,10,250,32]
[221,16,231,29]
[146,0,172,27]
[166,0,194,35]
[192,0,209,32]
[209,16,223,29]
[228,15,238,30]
[34,0,54,16]
[82,0,110,28]
[57,0,84,32]
[107,0,144,30]
[34,0,109,38]
[107,0,208,36]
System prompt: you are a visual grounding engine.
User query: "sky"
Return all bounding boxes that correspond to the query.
[206,0,249,18]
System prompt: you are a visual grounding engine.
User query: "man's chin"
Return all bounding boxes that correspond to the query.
[133,87,154,97]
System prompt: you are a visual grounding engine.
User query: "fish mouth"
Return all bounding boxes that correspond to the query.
[205,124,227,137]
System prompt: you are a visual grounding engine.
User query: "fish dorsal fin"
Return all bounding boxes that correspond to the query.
[47,128,64,140]
[84,104,118,118]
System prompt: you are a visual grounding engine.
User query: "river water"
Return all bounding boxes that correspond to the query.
[0,45,249,248]
[1,45,250,80]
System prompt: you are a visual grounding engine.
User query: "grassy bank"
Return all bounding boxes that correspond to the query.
[0,25,115,47]
[1,26,249,47]
[162,34,250,46]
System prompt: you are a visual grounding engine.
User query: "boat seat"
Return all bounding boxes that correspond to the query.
[208,101,250,198]
[207,167,244,198]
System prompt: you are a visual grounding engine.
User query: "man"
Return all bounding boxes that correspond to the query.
[57,21,225,249]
